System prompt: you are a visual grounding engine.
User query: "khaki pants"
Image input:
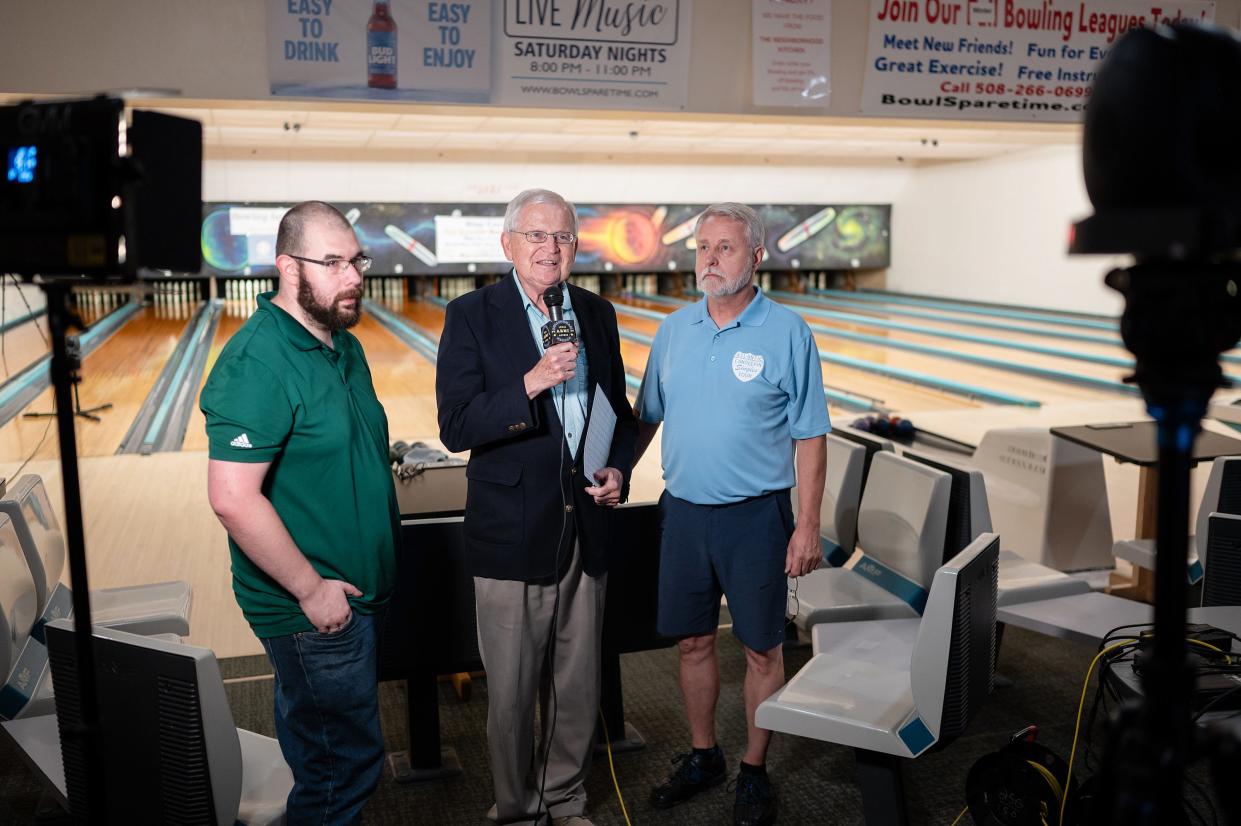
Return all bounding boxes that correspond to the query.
[474,543,607,825]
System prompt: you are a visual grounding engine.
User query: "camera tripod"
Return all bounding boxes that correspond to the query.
[22,331,111,422]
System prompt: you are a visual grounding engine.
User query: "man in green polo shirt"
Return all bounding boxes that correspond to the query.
[201,201,398,825]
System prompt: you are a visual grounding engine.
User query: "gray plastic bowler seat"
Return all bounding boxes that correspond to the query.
[0,475,192,637]
[0,512,38,685]
[899,449,1090,607]
[792,433,866,568]
[3,620,293,825]
[794,452,950,628]
[1111,455,1241,586]
[758,533,1000,825]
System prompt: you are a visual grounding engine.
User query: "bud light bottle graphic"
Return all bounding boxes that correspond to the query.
[367,1,397,89]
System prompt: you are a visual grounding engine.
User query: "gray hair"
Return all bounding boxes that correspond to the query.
[276,201,352,257]
[694,202,765,250]
[503,188,579,234]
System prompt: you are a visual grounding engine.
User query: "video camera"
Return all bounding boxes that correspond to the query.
[0,95,201,280]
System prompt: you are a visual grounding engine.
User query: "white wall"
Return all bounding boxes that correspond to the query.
[889,145,1127,314]
[204,156,915,206]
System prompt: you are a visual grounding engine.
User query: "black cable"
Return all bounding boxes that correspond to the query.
[534,376,579,825]
[4,276,56,480]
[9,274,50,345]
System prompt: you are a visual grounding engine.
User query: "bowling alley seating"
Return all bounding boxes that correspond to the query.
[0,475,192,637]
[1111,455,1241,587]
[793,452,949,629]
[0,619,292,825]
[832,424,897,488]
[0,511,43,719]
[792,433,866,567]
[758,533,1000,826]
[972,427,1115,572]
[901,449,1090,607]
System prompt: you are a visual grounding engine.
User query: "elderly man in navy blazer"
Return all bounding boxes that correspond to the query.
[436,188,637,826]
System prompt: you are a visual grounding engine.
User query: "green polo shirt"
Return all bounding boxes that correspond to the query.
[200,292,398,638]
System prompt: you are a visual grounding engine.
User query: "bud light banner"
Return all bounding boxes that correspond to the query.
[859,0,1213,122]
[268,1,492,102]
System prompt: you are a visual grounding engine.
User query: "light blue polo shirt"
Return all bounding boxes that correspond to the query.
[514,272,588,457]
[636,287,831,505]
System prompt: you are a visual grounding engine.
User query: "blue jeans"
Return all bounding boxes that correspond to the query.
[261,610,384,825]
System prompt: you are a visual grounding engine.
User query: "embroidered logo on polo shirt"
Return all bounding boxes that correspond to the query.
[732,351,764,382]
[230,433,253,449]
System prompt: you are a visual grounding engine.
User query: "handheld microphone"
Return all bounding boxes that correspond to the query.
[541,284,578,348]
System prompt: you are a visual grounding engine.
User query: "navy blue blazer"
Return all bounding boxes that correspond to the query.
[435,277,638,583]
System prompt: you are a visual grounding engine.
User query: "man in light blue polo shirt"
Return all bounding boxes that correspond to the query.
[635,202,829,826]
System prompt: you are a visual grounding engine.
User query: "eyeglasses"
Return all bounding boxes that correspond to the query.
[287,254,373,273]
[509,229,577,245]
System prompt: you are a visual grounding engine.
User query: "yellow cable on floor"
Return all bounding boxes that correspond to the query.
[1060,640,1134,826]
[598,712,634,826]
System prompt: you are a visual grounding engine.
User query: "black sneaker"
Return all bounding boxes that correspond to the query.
[649,746,727,809]
[731,770,777,826]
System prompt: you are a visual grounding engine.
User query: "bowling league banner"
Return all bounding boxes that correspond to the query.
[268,1,492,102]
[201,202,891,275]
[267,1,693,110]
[859,0,1214,122]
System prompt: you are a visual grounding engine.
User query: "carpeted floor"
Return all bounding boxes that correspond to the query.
[0,625,1225,825]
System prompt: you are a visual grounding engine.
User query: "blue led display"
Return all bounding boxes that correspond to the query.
[6,146,36,184]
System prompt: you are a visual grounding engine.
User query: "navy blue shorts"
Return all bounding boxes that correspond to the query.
[656,490,793,653]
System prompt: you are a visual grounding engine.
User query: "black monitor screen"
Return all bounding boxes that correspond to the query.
[939,535,998,744]
[834,427,891,487]
[45,623,218,824]
[1205,513,1241,607]
[1215,459,1241,517]
[904,452,974,565]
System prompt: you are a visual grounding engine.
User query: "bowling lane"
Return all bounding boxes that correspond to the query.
[0,313,51,383]
[180,307,246,454]
[610,296,979,414]
[778,300,1141,386]
[182,297,443,451]
[0,301,198,463]
[804,327,1120,407]
[796,291,1128,345]
[776,293,1136,362]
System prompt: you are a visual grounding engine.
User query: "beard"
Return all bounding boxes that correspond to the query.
[696,263,754,298]
[297,268,362,331]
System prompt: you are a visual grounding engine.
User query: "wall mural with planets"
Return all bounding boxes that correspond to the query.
[201,202,890,276]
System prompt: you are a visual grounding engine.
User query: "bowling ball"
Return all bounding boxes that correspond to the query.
[201,208,249,273]
[851,417,873,432]
[389,440,410,463]
[896,418,916,439]
[871,417,892,437]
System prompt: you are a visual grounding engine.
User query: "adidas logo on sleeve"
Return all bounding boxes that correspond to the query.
[230,433,253,449]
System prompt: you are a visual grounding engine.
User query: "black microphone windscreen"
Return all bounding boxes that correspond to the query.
[543,284,564,308]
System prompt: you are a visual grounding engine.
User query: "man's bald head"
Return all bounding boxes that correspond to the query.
[276,201,353,257]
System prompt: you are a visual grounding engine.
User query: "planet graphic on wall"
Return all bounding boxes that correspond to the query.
[579,210,662,266]
[201,208,249,273]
